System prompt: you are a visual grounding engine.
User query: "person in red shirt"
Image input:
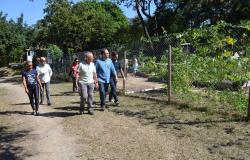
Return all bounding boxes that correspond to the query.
[71,58,79,92]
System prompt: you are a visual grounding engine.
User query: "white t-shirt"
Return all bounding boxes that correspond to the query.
[77,62,96,84]
[36,64,53,83]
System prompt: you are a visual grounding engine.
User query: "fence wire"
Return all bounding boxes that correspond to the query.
[50,31,249,120]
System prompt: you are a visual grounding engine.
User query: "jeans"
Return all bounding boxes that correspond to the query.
[28,85,39,111]
[98,82,109,108]
[109,78,118,102]
[40,82,51,104]
[78,82,94,112]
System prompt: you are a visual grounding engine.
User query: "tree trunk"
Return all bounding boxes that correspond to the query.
[135,0,153,49]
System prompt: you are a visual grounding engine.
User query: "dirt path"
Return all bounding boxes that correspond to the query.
[117,74,164,92]
[0,77,77,160]
[0,77,177,159]
[1,76,249,160]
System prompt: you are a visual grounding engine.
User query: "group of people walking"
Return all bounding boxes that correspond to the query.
[22,57,53,116]
[71,48,125,115]
[22,48,125,116]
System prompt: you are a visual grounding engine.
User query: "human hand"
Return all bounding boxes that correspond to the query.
[25,88,29,94]
[95,83,99,89]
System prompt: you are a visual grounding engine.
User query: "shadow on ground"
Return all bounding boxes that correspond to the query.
[0,126,32,160]
[38,111,79,118]
[54,105,111,113]
[0,76,21,85]
[110,104,245,130]
[0,111,31,116]
[51,92,78,97]
[11,103,30,106]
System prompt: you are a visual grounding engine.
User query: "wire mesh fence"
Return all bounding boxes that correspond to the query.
[50,30,250,121]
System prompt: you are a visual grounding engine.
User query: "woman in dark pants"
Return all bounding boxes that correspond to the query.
[71,58,79,92]
[22,61,42,116]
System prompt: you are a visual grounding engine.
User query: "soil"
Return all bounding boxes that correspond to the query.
[117,73,164,93]
[0,74,250,160]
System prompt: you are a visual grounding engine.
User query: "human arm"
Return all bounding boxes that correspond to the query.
[34,70,42,90]
[93,72,98,89]
[48,65,53,77]
[36,75,43,90]
[22,76,29,94]
[110,61,118,82]
[93,64,99,89]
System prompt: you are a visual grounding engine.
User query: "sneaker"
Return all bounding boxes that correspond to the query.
[88,110,94,115]
[48,103,51,106]
[109,99,114,103]
[40,102,44,105]
[35,112,39,116]
[100,107,105,111]
[115,100,120,105]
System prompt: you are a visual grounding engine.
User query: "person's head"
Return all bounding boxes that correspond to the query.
[25,61,33,71]
[85,52,94,64]
[36,57,41,64]
[101,48,109,59]
[111,51,118,61]
[40,57,46,66]
[73,58,79,65]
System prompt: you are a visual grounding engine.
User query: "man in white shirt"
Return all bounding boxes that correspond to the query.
[36,57,53,106]
[78,52,98,115]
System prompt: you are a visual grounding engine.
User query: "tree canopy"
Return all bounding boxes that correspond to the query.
[36,0,129,53]
[118,0,250,36]
[0,0,250,67]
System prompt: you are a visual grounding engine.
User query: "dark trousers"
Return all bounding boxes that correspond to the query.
[109,78,118,102]
[28,85,39,111]
[40,82,51,104]
[98,82,109,108]
[72,77,78,92]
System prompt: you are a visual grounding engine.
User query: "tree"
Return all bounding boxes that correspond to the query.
[0,12,28,66]
[118,0,250,36]
[48,44,62,58]
[37,0,128,53]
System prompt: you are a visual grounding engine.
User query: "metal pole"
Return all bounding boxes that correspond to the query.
[247,86,250,122]
[123,51,127,93]
[168,45,172,103]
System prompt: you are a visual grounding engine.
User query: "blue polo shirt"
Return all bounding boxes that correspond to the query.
[95,58,116,83]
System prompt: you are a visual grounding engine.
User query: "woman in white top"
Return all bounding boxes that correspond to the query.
[36,57,53,106]
[77,52,98,115]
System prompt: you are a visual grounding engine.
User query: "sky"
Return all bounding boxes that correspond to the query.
[0,0,137,26]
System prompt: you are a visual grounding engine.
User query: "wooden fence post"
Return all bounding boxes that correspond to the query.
[247,86,250,122]
[123,51,127,94]
[168,45,172,103]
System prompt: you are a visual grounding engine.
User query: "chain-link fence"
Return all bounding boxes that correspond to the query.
[50,55,74,81]
[50,28,250,121]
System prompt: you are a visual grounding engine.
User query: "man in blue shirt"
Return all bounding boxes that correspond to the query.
[95,48,118,111]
